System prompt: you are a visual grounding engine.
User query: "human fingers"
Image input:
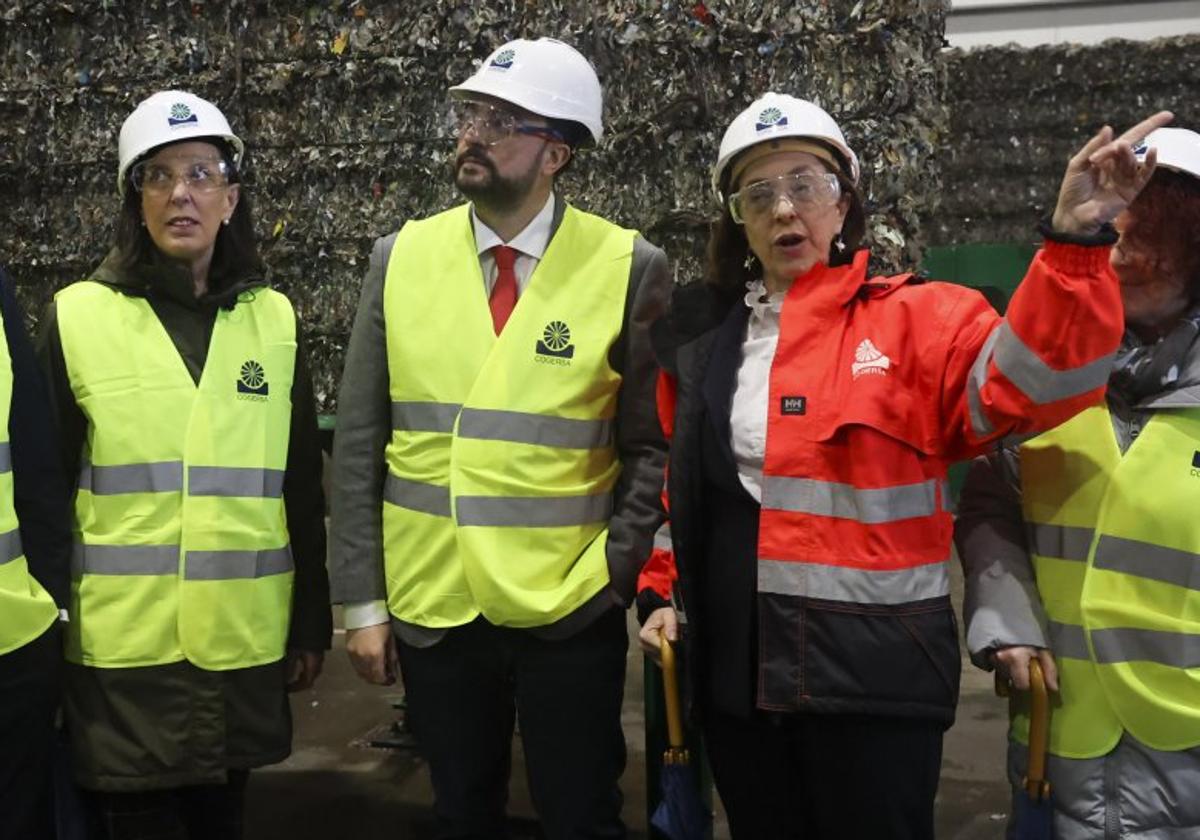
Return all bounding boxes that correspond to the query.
[993,645,1036,691]
[346,625,394,685]
[637,607,676,665]
[1037,648,1060,693]
[1113,110,1174,147]
[1070,125,1113,172]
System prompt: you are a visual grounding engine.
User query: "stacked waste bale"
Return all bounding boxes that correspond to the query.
[933,34,1200,247]
[0,0,948,412]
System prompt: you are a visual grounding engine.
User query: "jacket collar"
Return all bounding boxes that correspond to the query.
[91,247,267,311]
[783,250,873,311]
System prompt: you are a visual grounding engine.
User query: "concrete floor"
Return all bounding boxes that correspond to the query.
[246,561,1014,839]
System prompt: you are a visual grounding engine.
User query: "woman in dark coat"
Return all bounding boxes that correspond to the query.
[38,90,331,840]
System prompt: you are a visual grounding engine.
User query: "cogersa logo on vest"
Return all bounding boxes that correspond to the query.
[851,339,891,379]
[237,360,269,401]
[535,321,574,366]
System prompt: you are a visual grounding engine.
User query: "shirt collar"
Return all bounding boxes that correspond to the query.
[471,193,556,260]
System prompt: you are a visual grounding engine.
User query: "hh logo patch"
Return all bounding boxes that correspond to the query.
[781,396,807,415]
[535,320,574,366]
[237,359,269,400]
[851,338,891,379]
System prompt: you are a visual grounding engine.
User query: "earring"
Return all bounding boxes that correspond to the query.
[743,251,759,272]
[222,218,230,226]
[834,234,846,253]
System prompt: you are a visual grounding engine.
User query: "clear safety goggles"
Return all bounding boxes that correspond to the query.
[452,100,564,147]
[728,171,842,224]
[130,158,232,195]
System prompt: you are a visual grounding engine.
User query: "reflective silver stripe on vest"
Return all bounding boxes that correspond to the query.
[1093,535,1200,591]
[967,324,1002,438]
[188,467,285,498]
[391,401,461,433]
[1047,619,1091,660]
[455,493,612,528]
[1029,523,1095,562]
[762,477,938,524]
[71,543,178,577]
[0,442,10,473]
[653,522,672,552]
[383,474,451,518]
[1091,627,1200,668]
[79,461,184,494]
[184,547,293,580]
[992,321,1114,405]
[0,527,22,565]
[457,408,613,450]
[757,557,950,604]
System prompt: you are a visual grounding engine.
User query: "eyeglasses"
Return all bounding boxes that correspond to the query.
[131,159,232,195]
[452,100,564,147]
[728,171,842,224]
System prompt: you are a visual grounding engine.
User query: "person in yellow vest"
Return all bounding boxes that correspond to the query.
[0,266,73,839]
[330,37,669,838]
[35,91,332,839]
[957,127,1200,838]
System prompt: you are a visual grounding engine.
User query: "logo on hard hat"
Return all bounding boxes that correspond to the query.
[535,320,574,365]
[236,359,269,399]
[755,107,788,133]
[168,102,199,128]
[490,48,516,70]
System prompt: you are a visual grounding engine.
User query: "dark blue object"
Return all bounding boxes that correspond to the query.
[651,762,710,840]
[1013,788,1054,840]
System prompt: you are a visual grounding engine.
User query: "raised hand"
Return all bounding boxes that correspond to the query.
[1052,110,1174,236]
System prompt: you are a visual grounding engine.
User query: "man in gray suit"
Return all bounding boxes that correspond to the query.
[329,37,668,839]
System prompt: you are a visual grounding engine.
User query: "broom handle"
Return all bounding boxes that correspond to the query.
[660,630,685,749]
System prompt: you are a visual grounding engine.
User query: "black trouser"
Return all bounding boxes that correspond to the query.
[397,608,629,840]
[84,770,250,840]
[0,622,61,840]
[702,710,944,840]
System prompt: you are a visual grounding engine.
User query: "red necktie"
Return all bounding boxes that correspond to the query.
[489,245,518,335]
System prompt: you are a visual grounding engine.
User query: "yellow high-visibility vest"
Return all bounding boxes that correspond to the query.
[57,281,296,670]
[382,203,635,627]
[1018,405,1200,756]
[0,312,58,655]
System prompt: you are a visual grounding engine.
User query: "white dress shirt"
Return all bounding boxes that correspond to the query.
[474,193,556,296]
[729,279,785,502]
[343,193,558,632]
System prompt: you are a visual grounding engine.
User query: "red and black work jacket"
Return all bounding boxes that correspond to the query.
[641,240,1121,723]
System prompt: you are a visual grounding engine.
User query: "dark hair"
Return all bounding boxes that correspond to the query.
[1120,168,1200,302]
[544,117,591,177]
[112,138,264,289]
[703,149,866,293]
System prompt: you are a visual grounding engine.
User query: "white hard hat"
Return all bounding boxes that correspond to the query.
[448,38,603,144]
[712,92,860,200]
[1134,127,1200,181]
[117,90,244,196]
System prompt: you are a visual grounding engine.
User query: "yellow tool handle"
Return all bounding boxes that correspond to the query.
[660,630,685,750]
[1025,658,1050,800]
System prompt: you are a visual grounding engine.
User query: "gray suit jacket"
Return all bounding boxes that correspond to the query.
[328,196,670,641]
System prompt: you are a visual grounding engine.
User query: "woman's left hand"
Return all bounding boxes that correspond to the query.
[1051,110,1174,236]
[286,649,325,692]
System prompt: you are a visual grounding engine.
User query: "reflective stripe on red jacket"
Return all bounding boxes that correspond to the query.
[756,242,1121,714]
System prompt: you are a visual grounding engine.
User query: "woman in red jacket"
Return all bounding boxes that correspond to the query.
[636,92,1169,838]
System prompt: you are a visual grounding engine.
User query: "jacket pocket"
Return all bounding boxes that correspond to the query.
[759,593,961,720]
